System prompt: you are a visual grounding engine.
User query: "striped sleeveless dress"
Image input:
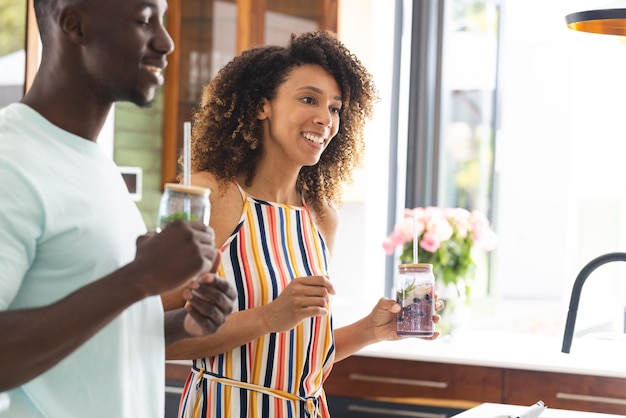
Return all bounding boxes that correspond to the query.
[178,184,335,418]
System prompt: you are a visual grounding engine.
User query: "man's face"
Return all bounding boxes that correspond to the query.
[81,0,174,107]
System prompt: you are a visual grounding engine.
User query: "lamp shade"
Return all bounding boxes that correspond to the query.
[566,8,626,35]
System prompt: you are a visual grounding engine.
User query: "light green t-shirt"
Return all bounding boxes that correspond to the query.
[0,103,164,418]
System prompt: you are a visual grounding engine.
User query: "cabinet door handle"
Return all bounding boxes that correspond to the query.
[556,392,626,406]
[349,373,449,389]
[347,404,447,418]
[165,385,184,395]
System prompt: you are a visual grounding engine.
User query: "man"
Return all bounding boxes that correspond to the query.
[0,0,236,416]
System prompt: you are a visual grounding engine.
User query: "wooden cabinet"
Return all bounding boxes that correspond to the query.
[326,396,465,417]
[161,0,339,186]
[167,356,626,416]
[503,369,626,416]
[325,356,501,406]
[324,355,500,412]
[324,355,626,416]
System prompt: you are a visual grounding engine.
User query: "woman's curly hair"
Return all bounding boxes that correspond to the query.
[189,30,378,216]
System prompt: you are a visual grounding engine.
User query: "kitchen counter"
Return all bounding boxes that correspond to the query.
[167,330,626,415]
[168,331,626,378]
[167,302,626,416]
[352,329,626,379]
[328,297,626,379]
[322,330,626,416]
[168,331,626,382]
[451,402,625,417]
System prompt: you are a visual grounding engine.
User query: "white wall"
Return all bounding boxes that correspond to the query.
[330,0,397,326]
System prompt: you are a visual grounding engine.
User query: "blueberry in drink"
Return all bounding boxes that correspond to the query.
[396,264,435,337]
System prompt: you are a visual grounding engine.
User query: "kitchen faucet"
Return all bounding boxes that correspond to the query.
[561,252,626,353]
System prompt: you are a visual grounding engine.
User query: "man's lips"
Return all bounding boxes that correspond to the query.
[143,64,165,85]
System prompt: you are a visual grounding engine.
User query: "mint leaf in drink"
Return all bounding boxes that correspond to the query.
[160,211,198,225]
[396,278,416,301]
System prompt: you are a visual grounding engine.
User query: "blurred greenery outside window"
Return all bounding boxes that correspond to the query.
[0,0,27,108]
[438,0,500,299]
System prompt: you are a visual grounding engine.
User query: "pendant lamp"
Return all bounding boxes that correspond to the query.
[566,6,626,35]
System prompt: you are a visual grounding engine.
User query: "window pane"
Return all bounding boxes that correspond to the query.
[0,0,27,108]
[438,1,500,298]
[493,1,626,337]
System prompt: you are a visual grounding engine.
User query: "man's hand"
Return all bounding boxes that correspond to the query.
[181,252,237,336]
[134,221,220,296]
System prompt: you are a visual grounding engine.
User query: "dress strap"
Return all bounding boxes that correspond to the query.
[232,179,247,202]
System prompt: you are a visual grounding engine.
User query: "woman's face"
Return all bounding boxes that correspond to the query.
[257,64,342,168]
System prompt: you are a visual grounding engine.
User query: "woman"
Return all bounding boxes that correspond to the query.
[164,31,442,418]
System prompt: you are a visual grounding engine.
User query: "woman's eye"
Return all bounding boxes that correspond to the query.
[301,97,315,105]
[331,107,341,115]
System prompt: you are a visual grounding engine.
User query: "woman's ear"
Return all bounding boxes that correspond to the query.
[257,99,269,121]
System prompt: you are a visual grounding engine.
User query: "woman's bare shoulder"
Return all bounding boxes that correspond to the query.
[192,172,243,247]
[191,172,236,201]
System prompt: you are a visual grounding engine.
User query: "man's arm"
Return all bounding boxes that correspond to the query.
[0,262,147,391]
[0,221,228,392]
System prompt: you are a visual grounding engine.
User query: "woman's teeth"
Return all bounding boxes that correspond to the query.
[303,133,324,144]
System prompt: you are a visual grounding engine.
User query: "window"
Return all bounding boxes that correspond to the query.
[0,0,27,108]
[492,1,626,336]
[437,0,500,301]
[389,0,500,301]
[398,0,626,337]
[336,0,626,339]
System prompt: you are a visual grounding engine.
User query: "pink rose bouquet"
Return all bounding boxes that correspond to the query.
[383,207,497,296]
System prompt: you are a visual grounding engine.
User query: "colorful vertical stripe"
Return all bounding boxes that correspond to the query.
[178,189,335,418]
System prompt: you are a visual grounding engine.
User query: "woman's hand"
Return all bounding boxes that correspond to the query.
[259,275,335,333]
[366,293,445,342]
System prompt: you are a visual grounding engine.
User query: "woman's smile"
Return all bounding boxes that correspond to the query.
[302,132,326,145]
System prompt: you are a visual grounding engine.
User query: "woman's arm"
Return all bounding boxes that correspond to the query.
[166,274,335,359]
[334,298,443,362]
[166,308,270,359]
[333,298,402,362]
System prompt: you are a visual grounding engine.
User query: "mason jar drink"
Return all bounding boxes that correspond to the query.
[157,183,211,232]
[396,263,435,337]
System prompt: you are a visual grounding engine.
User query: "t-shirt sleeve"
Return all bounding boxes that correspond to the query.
[0,163,43,310]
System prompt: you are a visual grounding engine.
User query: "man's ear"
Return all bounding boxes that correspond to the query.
[59,7,84,42]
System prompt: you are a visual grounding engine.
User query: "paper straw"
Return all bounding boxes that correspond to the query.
[183,121,191,187]
[182,122,191,218]
[413,212,419,264]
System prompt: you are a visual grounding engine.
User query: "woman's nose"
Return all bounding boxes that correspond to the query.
[314,108,332,127]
